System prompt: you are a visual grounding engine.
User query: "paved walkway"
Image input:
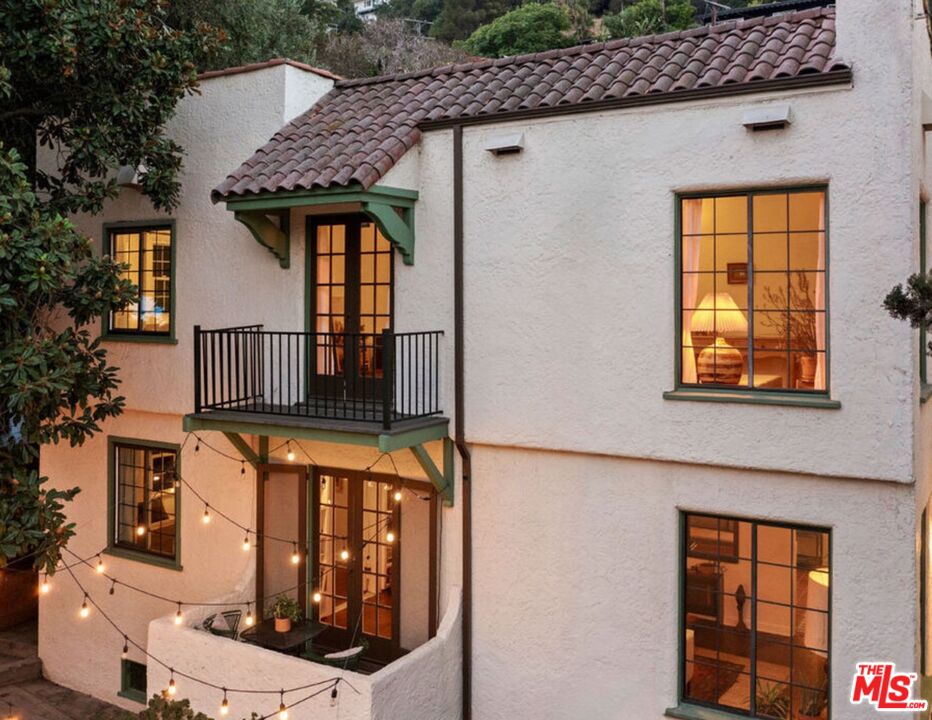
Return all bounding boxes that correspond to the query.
[0,622,128,720]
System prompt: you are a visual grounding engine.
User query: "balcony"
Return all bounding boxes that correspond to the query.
[186,325,447,447]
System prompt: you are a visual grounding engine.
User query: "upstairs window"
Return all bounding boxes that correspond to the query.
[107,224,174,338]
[679,190,827,392]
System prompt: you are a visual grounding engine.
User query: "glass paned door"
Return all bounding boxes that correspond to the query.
[310,217,393,399]
[313,471,400,661]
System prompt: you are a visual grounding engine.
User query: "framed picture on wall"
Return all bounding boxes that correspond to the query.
[727,262,748,285]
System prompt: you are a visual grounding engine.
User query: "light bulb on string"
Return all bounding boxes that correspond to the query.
[122,635,129,659]
[330,685,339,707]
[109,579,117,595]
[291,543,300,565]
[167,670,177,696]
[96,555,105,574]
[386,529,395,543]
[195,438,200,453]
[312,590,322,604]
[242,534,251,552]
[340,548,350,561]
[136,525,146,537]
[286,442,295,462]
[173,473,180,489]
[240,461,246,476]
[220,689,229,717]
[278,691,288,720]
[245,604,254,627]
[79,594,90,619]
[202,505,211,524]
[393,490,402,502]
[39,575,50,595]
[174,603,184,626]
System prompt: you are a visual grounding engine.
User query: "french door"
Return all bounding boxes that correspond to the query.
[308,216,393,399]
[313,469,400,662]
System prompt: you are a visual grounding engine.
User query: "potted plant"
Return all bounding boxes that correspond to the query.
[268,594,301,633]
[756,681,789,720]
[797,687,827,720]
[759,271,819,385]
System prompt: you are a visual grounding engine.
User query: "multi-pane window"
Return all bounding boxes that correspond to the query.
[119,659,147,704]
[318,474,350,630]
[680,190,827,392]
[361,478,394,641]
[112,441,178,561]
[683,513,830,719]
[108,225,173,336]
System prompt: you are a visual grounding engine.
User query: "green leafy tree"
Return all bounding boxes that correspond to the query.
[885,272,932,350]
[465,3,573,57]
[0,0,217,571]
[603,0,695,39]
[430,0,517,44]
[165,0,329,72]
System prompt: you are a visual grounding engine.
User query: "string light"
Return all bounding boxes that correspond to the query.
[330,685,339,707]
[242,534,251,552]
[220,689,230,716]
[109,579,117,595]
[245,604,254,627]
[167,670,177,696]
[340,549,350,561]
[203,505,211,524]
[136,525,146,537]
[96,555,105,574]
[122,635,129,659]
[386,530,395,543]
[291,543,300,565]
[278,691,288,720]
[241,461,246,476]
[312,591,322,604]
[79,594,90,619]
[40,575,50,594]
[393,490,402,502]
[286,442,295,462]
[175,603,184,626]
[195,439,200,453]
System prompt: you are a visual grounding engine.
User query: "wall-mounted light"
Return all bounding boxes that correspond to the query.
[742,105,792,132]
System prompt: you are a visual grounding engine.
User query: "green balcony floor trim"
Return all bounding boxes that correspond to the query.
[222,432,261,468]
[184,412,448,453]
[663,388,841,409]
[665,703,751,720]
[409,438,454,506]
[234,210,290,268]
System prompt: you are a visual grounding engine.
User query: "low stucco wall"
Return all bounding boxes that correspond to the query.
[147,589,462,720]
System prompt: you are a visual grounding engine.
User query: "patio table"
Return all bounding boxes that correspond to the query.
[240,618,327,655]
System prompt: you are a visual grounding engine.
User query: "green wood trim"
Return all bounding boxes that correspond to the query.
[224,185,418,212]
[922,383,932,404]
[119,659,148,705]
[362,201,415,265]
[408,439,454,506]
[377,421,449,452]
[663,388,840,409]
[101,219,177,342]
[259,435,270,463]
[665,703,751,720]
[222,432,260,468]
[234,210,290,269]
[107,435,182,571]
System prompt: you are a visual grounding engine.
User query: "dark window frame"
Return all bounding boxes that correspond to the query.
[119,658,147,705]
[106,436,182,571]
[678,511,832,720]
[671,186,833,405]
[103,220,177,344]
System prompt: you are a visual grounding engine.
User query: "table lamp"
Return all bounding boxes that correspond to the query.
[691,292,748,385]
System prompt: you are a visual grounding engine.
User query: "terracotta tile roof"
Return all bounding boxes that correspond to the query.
[198,58,341,82]
[212,6,847,201]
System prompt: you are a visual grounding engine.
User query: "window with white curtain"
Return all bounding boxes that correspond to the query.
[679,189,827,392]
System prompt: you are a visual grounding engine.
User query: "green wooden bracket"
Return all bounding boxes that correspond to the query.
[233,210,290,269]
[258,435,269,464]
[362,201,414,265]
[222,432,261,468]
[409,438,454,506]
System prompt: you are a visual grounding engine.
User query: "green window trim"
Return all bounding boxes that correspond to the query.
[665,702,751,720]
[119,658,148,705]
[101,220,177,344]
[107,436,182,571]
[671,186,835,404]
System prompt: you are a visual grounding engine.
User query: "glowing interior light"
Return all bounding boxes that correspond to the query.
[809,568,830,588]
[136,525,146,537]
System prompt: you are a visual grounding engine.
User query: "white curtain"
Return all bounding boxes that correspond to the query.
[814,196,826,390]
[681,200,703,383]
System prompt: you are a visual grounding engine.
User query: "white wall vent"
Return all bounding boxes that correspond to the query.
[742,105,792,132]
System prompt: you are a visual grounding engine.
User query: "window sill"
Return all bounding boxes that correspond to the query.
[106,545,182,572]
[100,333,177,345]
[665,703,750,720]
[663,388,841,409]
[117,689,147,706]
[922,383,932,404]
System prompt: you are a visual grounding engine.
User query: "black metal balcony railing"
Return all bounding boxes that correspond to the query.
[194,326,443,429]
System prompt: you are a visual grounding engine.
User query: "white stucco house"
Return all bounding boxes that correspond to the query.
[34,1,932,718]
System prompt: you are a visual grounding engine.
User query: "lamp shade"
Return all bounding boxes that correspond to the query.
[690,292,748,336]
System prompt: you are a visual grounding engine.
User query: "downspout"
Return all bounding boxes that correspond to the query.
[453,123,473,720]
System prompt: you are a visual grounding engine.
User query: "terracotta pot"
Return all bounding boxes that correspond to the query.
[798,354,817,383]
[274,617,291,633]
